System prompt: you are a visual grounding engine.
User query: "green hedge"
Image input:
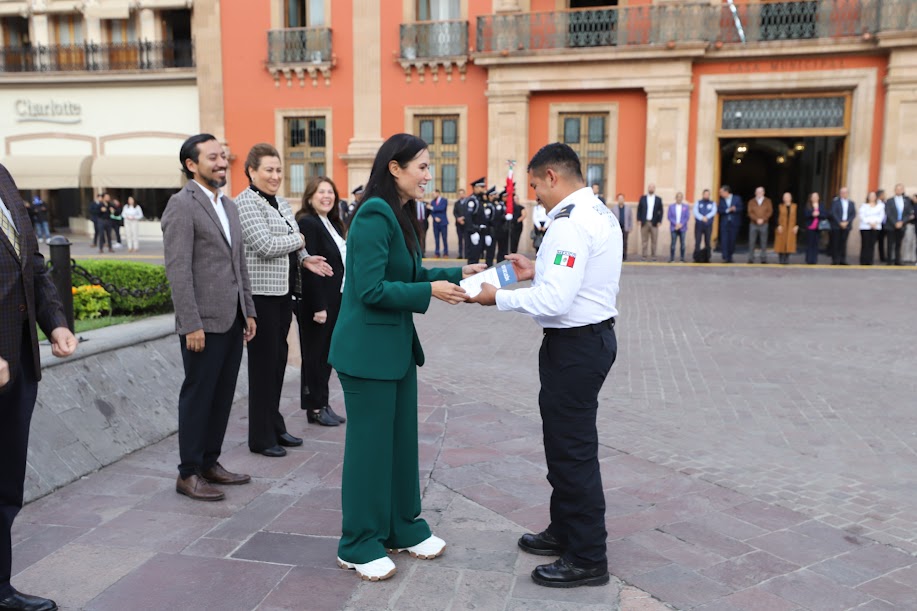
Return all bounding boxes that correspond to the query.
[72,260,172,314]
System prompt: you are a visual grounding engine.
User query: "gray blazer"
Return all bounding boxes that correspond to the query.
[234,187,308,296]
[162,182,256,335]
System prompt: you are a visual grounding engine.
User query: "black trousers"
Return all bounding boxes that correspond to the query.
[247,295,292,451]
[483,230,496,267]
[456,225,465,258]
[694,222,712,254]
[539,326,617,569]
[887,227,905,264]
[621,230,629,261]
[96,219,112,250]
[805,229,820,264]
[177,318,244,478]
[877,225,887,261]
[510,222,524,254]
[466,232,483,264]
[495,227,510,261]
[720,221,738,262]
[831,227,851,264]
[860,230,878,265]
[0,327,38,598]
[298,292,341,411]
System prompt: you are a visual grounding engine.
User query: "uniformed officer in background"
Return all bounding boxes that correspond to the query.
[464,177,487,264]
[470,142,622,589]
[509,187,527,254]
[494,189,511,261]
[342,185,363,227]
[453,188,467,260]
[481,186,497,266]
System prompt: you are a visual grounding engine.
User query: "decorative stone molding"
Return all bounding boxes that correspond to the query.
[267,60,335,88]
[397,57,468,83]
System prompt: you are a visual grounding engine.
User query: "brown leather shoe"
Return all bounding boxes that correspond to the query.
[200,462,251,485]
[176,474,225,501]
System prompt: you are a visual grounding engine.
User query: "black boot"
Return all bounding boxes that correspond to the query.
[307,406,339,427]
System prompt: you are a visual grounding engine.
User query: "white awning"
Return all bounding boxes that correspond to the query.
[1,155,93,190]
[92,155,184,189]
[83,2,131,20]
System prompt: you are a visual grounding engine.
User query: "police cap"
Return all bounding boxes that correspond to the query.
[470,177,486,187]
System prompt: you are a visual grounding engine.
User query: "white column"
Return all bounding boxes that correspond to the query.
[139,8,157,42]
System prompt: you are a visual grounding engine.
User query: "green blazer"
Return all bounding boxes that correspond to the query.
[328,197,463,380]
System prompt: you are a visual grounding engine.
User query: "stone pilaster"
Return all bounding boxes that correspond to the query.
[139,8,157,42]
[880,48,917,192]
[643,82,692,204]
[191,0,229,191]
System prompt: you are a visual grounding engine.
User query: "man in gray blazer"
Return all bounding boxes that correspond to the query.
[613,193,633,261]
[162,134,257,502]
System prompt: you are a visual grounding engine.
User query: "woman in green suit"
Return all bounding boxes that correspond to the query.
[330,134,482,581]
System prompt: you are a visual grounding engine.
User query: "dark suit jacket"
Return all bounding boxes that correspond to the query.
[636,195,663,226]
[161,182,256,335]
[298,214,345,315]
[0,163,67,389]
[885,195,914,229]
[718,195,745,223]
[829,197,856,229]
[430,196,449,227]
[328,197,462,381]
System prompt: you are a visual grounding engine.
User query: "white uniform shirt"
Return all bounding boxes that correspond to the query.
[496,187,622,329]
[193,180,231,241]
[532,203,550,229]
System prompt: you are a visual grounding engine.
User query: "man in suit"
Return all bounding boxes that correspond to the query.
[667,191,690,263]
[886,183,913,266]
[0,162,77,611]
[693,189,716,261]
[429,189,449,258]
[718,185,744,263]
[747,186,773,264]
[636,183,663,261]
[829,187,856,265]
[453,188,466,259]
[412,197,431,257]
[161,134,256,502]
[614,193,633,261]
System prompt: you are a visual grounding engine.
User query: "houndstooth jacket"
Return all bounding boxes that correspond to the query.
[235,186,308,296]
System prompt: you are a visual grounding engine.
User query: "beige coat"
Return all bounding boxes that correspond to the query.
[773,202,798,254]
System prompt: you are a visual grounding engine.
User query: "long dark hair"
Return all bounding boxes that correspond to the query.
[356,133,426,253]
[298,175,345,238]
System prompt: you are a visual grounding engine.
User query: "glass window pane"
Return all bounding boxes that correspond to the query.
[588,116,605,143]
[308,119,325,147]
[442,164,457,193]
[563,118,580,144]
[419,120,435,144]
[308,0,325,26]
[289,164,305,195]
[442,119,457,145]
[586,164,604,189]
[310,162,325,178]
[417,0,430,21]
[288,119,305,147]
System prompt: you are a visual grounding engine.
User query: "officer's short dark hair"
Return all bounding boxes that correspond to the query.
[180,133,218,180]
[528,143,583,181]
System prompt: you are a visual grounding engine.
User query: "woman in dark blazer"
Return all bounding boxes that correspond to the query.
[296,176,347,427]
[329,134,483,581]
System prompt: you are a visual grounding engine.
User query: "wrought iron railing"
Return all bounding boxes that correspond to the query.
[400,20,468,59]
[267,27,333,65]
[475,0,917,53]
[0,40,194,73]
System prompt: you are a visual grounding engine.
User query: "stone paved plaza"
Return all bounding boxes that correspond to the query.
[10,263,917,610]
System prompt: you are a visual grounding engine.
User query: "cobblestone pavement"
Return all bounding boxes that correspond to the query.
[10,264,917,610]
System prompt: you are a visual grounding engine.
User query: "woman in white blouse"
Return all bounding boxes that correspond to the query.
[858,191,885,266]
[531,202,551,253]
[121,196,144,252]
[296,176,348,427]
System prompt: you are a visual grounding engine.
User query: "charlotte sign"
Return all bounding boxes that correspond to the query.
[15,99,82,124]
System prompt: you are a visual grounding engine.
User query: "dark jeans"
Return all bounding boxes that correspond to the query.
[247,295,292,451]
[0,328,38,598]
[299,292,341,412]
[669,230,686,261]
[720,220,738,262]
[860,229,878,265]
[177,318,244,478]
[432,224,448,256]
[539,325,617,569]
[831,227,851,264]
[96,219,112,251]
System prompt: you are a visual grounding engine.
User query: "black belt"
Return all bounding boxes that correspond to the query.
[543,317,615,337]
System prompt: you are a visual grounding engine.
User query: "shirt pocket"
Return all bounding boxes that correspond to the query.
[364,309,399,326]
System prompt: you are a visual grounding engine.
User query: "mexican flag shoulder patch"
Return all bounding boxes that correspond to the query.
[553,250,576,267]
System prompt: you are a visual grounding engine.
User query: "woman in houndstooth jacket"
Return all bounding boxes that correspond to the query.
[236,143,332,457]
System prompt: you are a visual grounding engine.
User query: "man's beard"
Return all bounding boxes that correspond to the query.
[205,174,227,189]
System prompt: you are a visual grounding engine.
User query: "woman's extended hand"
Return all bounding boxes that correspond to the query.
[462,263,486,279]
[431,281,467,305]
[303,255,333,277]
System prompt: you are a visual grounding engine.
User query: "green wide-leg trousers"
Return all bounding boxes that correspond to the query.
[337,364,431,564]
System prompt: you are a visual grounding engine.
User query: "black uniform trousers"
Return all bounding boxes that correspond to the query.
[466,232,483,264]
[539,324,617,569]
[510,222,524,254]
[247,295,292,451]
[483,229,496,267]
[177,316,244,478]
[298,292,341,411]
[495,226,510,261]
[831,227,851,264]
[456,224,465,259]
[0,327,38,598]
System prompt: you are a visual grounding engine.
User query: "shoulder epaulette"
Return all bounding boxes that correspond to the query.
[554,204,575,220]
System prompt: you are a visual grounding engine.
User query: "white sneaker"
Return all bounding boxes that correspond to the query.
[388,535,446,559]
[337,556,396,581]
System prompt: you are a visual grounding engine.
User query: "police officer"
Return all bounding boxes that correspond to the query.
[342,185,363,227]
[494,189,511,261]
[453,188,467,260]
[509,188,526,254]
[470,143,622,589]
[464,177,488,264]
[481,186,497,266]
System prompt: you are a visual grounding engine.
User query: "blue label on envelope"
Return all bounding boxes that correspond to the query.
[496,261,517,287]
